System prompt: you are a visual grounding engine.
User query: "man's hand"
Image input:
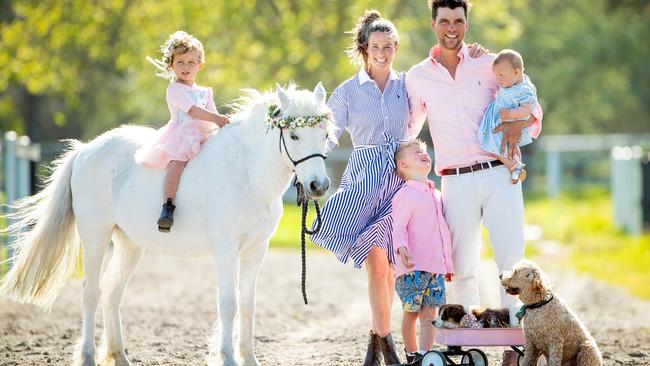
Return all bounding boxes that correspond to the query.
[397,247,415,269]
[499,108,512,121]
[493,119,528,158]
[215,115,230,128]
[467,43,489,58]
[444,273,454,282]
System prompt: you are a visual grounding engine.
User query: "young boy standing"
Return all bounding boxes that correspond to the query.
[392,139,454,362]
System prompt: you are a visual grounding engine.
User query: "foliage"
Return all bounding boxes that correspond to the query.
[0,0,648,142]
[525,189,650,299]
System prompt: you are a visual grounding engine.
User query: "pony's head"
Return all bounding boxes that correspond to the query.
[270,82,333,199]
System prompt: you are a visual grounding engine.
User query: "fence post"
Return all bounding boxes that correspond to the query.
[546,150,561,197]
[611,146,643,235]
[3,131,18,264]
[16,135,32,198]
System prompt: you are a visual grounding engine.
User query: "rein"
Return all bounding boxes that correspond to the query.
[293,179,322,305]
[273,112,327,305]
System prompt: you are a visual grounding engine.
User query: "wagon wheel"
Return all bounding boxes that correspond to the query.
[420,350,447,366]
[460,348,487,366]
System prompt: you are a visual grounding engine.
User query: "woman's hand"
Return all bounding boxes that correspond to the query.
[468,43,489,58]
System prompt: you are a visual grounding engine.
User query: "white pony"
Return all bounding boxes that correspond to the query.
[0,83,333,366]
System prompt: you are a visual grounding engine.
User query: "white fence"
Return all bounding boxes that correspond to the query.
[2,131,41,266]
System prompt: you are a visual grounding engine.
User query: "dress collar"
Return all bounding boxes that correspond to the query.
[358,67,400,85]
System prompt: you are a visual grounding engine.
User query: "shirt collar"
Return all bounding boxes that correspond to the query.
[406,179,436,192]
[358,67,400,85]
[429,42,469,65]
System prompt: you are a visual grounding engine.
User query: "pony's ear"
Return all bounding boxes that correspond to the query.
[314,81,326,104]
[276,84,290,110]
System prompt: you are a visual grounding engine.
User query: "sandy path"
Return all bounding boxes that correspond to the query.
[1,249,649,365]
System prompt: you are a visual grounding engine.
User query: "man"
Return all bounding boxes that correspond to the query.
[406,0,542,310]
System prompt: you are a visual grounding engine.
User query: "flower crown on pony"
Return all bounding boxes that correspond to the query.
[146,31,204,81]
[265,103,331,130]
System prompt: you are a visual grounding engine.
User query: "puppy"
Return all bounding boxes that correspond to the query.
[433,304,467,329]
[433,304,513,329]
[474,307,511,328]
[501,259,602,366]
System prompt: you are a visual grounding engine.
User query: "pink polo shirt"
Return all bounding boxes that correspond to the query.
[406,43,543,175]
[392,180,454,278]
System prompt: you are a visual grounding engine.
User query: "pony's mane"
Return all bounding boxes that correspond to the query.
[226,85,336,139]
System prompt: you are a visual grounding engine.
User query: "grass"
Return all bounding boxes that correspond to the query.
[2,189,645,299]
[271,202,324,249]
[273,190,650,299]
[272,203,541,258]
[525,189,650,299]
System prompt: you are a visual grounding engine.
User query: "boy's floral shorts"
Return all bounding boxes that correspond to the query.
[395,271,446,312]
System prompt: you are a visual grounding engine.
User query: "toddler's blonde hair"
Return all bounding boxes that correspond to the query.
[147,31,205,80]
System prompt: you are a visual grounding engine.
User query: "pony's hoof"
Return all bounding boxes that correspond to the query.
[220,355,239,366]
[100,351,132,366]
[241,355,260,366]
[76,356,97,366]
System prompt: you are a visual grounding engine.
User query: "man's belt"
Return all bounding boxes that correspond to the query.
[441,160,504,176]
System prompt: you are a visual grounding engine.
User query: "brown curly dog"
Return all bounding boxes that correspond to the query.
[500,259,602,366]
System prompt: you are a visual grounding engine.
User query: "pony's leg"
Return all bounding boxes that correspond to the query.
[99,231,143,366]
[75,229,112,366]
[211,243,240,366]
[238,243,268,366]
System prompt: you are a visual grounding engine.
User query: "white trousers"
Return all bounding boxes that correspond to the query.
[440,165,525,308]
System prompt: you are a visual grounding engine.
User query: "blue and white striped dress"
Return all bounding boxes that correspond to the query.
[310,68,410,268]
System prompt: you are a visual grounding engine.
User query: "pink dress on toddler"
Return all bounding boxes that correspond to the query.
[136,82,217,168]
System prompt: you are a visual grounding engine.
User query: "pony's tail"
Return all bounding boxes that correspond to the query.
[0,140,83,311]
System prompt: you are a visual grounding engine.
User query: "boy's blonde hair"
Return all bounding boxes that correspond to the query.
[394,139,427,179]
[493,49,524,71]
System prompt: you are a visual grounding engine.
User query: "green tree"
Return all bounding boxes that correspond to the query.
[0,0,648,141]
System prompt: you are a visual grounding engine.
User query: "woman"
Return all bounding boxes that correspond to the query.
[311,10,484,365]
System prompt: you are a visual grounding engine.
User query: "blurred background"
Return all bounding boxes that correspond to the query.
[0,0,648,298]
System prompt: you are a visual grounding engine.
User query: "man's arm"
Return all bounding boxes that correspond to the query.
[406,70,427,139]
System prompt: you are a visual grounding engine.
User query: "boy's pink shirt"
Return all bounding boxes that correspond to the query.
[392,179,454,278]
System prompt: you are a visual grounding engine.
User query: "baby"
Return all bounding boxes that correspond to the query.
[478,49,538,184]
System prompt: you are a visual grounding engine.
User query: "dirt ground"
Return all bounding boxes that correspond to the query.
[1,249,649,366]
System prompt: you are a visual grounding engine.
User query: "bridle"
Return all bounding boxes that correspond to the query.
[272,111,329,305]
[278,128,328,168]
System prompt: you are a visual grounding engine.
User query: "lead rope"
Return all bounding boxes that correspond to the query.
[294,178,322,305]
